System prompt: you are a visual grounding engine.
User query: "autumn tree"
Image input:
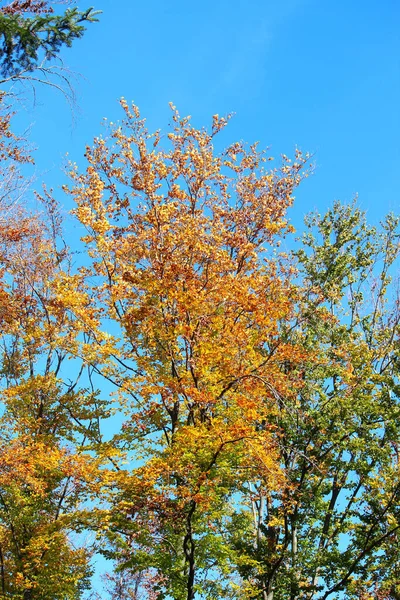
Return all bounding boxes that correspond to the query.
[0,11,104,587]
[0,193,108,599]
[0,2,106,597]
[61,101,311,600]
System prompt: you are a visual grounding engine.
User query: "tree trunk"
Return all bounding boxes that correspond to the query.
[184,501,196,600]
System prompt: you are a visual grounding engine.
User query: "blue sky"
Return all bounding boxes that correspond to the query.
[15,0,399,232]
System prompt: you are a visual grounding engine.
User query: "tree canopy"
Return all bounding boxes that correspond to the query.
[0,6,399,599]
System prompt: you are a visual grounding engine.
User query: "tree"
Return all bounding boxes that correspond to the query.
[0,195,105,599]
[0,3,104,597]
[226,202,400,599]
[62,100,311,600]
[0,0,100,110]
[0,88,33,219]
[0,1,100,80]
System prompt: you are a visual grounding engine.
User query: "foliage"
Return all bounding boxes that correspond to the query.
[0,194,105,599]
[226,202,400,599]
[0,91,399,600]
[0,3,100,78]
[62,101,310,600]
[0,3,105,596]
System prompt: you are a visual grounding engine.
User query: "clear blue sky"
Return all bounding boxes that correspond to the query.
[16,0,399,232]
